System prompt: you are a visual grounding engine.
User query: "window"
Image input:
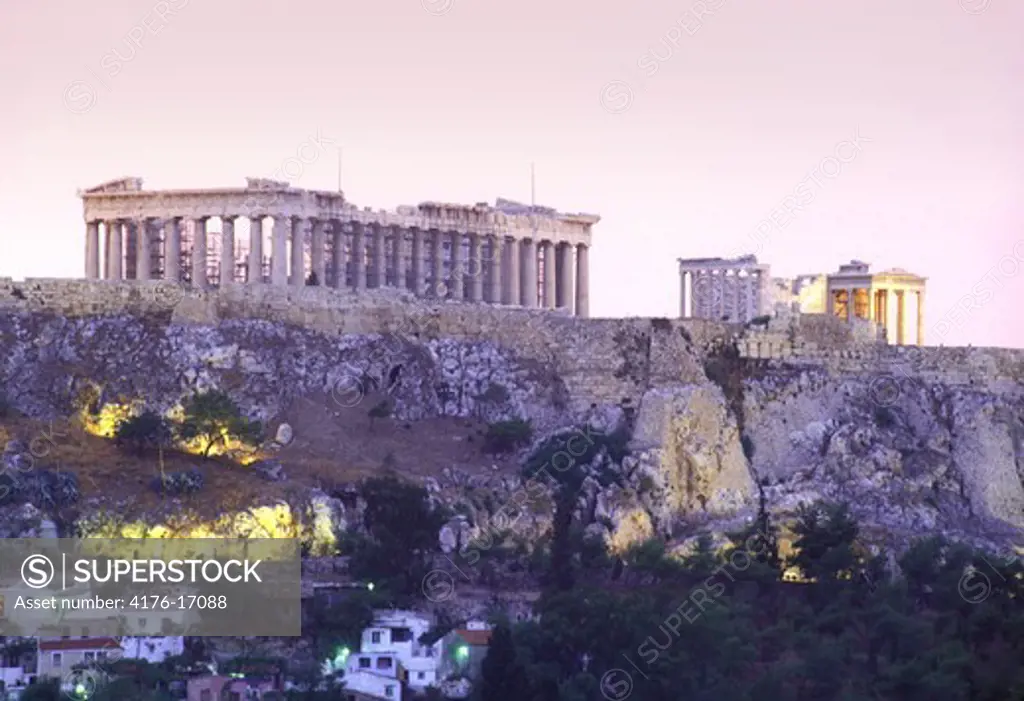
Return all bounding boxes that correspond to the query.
[358,657,370,669]
[139,618,147,629]
[97,652,107,660]
[417,672,425,680]
[385,686,395,698]
[51,653,62,668]
[84,652,95,662]
[371,631,382,644]
[376,657,393,670]
[391,628,413,643]
[81,627,89,636]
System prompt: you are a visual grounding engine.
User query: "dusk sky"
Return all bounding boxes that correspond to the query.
[1,0,1021,347]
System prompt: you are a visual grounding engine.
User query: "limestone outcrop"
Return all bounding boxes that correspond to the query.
[0,281,1021,560]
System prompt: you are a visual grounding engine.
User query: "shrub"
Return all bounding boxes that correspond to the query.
[483,420,534,454]
[151,469,204,496]
[746,315,771,328]
[651,318,673,332]
[115,410,172,455]
[177,390,263,456]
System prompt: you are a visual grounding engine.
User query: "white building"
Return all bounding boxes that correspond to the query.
[331,609,444,699]
[119,636,184,663]
[342,651,404,701]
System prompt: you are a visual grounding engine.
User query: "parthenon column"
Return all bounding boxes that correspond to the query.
[219,217,234,286]
[411,227,424,294]
[371,224,386,288]
[392,228,407,290]
[430,229,444,298]
[487,235,502,303]
[311,219,326,285]
[916,290,925,346]
[85,222,100,279]
[505,237,521,305]
[556,242,573,311]
[468,234,483,302]
[845,287,855,322]
[895,290,906,345]
[290,217,306,287]
[450,232,464,299]
[352,223,366,291]
[192,218,208,288]
[331,222,345,288]
[521,238,537,307]
[575,243,589,318]
[164,219,180,282]
[248,217,263,284]
[543,241,556,308]
[106,221,123,280]
[271,216,289,286]
[136,218,151,281]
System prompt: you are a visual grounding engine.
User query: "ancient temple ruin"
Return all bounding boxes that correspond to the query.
[80,178,597,316]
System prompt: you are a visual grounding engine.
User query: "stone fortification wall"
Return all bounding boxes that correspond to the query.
[0,279,713,411]
[2,278,1021,396]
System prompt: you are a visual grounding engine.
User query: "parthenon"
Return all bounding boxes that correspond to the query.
[80,177,597,316]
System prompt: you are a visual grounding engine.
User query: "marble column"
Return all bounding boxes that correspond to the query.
[371,224,386,288]
[450,232,464,300]
[248,217,263,284]
[271,216,289,286]
[164,219,180,282]
[845,288,855,321]
[487,236,502,303]
[219,217,235,286]
[311,219,326,285]
[521,238,537,307]
[575,243,589,318]
[289,217,306,286]
[680,270,689,318]
[556,242,573,311]
[895,290,906,345]
[468,234,483,302]
[732,271,742,321]
[192,218,208,288]
[106,221,123,280]
[392,228,406,290]
[430,229,444,298]
[746,274,756,320]
[136,218,151,281]
[351,223,366,290]
[85,222,100,279]
[916,290,925,346]
[543,241,556,309]
[331,222,346,288]
[505,237,521,305]
[411,227,424,294]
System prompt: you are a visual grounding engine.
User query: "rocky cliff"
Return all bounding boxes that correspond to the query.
[0,280,1021,564]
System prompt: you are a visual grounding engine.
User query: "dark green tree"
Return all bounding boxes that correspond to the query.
[346,474,448,599]
[176,390,263,456]
[474,622,529,701]
[114,410,173,456]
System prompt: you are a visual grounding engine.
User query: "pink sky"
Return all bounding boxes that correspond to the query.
[1,0,1021,347]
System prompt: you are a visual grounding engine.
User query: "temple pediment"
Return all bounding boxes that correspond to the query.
[83,177,144,194]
